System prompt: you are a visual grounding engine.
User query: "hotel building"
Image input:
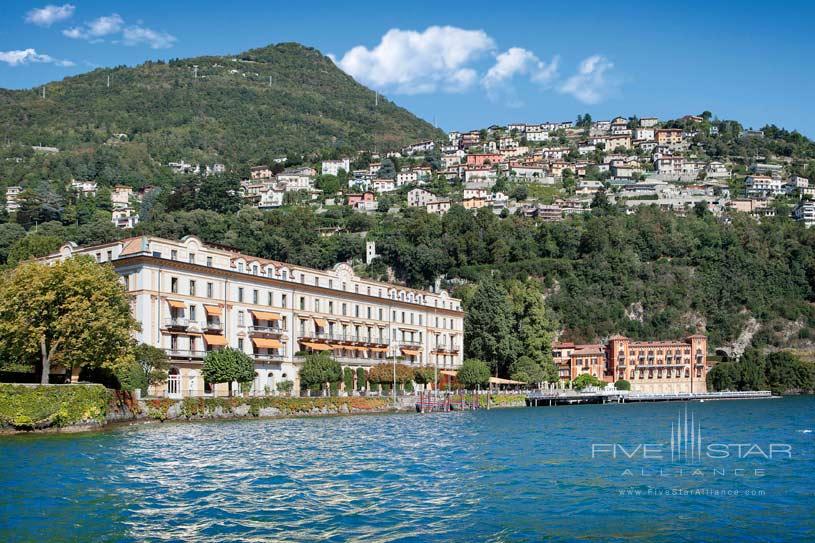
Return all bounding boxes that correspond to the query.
[552,334,709,394]
[43,236,464,398]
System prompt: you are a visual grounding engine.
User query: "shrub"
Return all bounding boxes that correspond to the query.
[614,379,631,391]
[356,367,367,391]
[368,362,414,385]
[276,380,293,394]
[299,353,342,393]
[343,367,354,392]
[0,383,110,429]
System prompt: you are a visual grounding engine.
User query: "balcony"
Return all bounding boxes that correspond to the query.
[253,352,284,363]
[298,331,390,345]
[249,325,286,337]
[164,318,190,330]
[203,320,223,332]
[431,343,460,353]
[166,348,205,359]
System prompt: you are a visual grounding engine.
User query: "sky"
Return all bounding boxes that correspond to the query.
[2,0,814,136]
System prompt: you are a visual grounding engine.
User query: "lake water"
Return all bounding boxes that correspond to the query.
[1,397,814,542]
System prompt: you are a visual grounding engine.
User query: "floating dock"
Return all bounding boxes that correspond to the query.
[526,389,774,407]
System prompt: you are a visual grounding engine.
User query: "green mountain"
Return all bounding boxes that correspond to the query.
[0,42,444,184]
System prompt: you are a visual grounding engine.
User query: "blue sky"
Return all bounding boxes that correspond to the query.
[2,0,814,136]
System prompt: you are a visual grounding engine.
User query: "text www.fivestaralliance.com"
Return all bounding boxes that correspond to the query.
[618,487,766,497]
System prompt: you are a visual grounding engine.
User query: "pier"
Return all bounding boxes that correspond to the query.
[526,389,774,407]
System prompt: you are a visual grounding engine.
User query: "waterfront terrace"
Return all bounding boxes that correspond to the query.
[42,236,464,398]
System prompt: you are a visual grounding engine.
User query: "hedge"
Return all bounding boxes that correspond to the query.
[162,396,390,420]
[0,383,110,429]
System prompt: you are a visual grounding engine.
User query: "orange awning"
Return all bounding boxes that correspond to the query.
[440,370,458,377]
[401,347,421,356]
[313,317,329,329]
[301,341,332,351]
[370,347,388,353]
[204,305,222,316]
[251,310,281,321]
[252,338,282,349]
[330,344,346,350]
[203,334,227,346]
[167,299,186,309]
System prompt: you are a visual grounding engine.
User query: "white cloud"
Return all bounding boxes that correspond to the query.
[62,14,176,48]
[335,27,619,104]
[482,47,559,105]
[25,4,75,27]
[0,48,74,67]
[559,55,615,104]
[335,26,495,94]
[122,26,177,49]
[63,14,124,40]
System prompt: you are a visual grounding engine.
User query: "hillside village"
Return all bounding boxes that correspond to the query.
[182,113,814,227]
[4,112,815,230]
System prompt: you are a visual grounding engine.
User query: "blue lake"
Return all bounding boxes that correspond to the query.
[1,397,814,542]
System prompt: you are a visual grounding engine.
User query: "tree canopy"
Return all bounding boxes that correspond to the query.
[457,359,491,388]
[202,348,255,396]
[0,256,139,383]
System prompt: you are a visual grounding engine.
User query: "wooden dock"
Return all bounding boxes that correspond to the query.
[526,389,774,407]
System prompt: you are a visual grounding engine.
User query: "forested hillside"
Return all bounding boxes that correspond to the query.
[0,42,443,185]
[4,194,809,353]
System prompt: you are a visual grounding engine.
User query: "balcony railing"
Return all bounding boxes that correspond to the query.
[164,318,190,329]
[253,352,284,363]
[249,325,287,336]
[204,321,223,332]
[297,331,390,344]
[166,348,205,359]
[432,343,460,352]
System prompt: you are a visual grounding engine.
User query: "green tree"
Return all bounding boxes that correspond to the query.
[0,256,139,384]
[0,223,25,265]
[764,351,814,394]
[316,174,341,195]
[7,233,63,267]
[134,343,171,394]
[377,158,397,179]
[343,366,355,392]
[508,279,557,368]
[572,374,605,390]
[202,348,255,396]
[465,277,519,376]
[614,379,631,391]
[298,353,342,395]
[356,367,367,391]
[457,359,491,389]
[509,356,539,384]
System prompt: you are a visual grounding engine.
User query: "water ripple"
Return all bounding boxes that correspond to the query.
[1,399,814,542]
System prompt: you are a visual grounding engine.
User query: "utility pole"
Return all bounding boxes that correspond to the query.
[193,65,198,79]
